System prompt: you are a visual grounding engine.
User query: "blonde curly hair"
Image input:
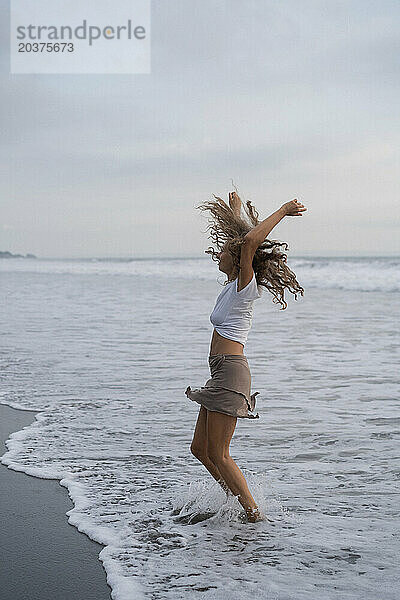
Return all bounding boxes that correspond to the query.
[196,192,304,310]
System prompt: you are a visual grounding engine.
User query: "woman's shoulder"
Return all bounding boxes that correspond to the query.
[234,271,261,299]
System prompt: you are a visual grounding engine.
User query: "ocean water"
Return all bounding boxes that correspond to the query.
[1,256,399,599]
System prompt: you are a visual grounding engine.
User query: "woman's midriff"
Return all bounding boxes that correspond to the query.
[209,328,244,356]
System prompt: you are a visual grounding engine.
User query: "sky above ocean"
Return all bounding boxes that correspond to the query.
[1,0,399,258]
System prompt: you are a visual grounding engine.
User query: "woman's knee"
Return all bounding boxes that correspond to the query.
[190,441,208,462]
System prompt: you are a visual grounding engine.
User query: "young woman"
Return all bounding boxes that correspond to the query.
[185,191,307,522]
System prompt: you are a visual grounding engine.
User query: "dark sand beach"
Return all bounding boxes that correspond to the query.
[0,404,112,600]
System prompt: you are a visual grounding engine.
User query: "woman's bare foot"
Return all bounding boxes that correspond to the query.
[246,506,263,523]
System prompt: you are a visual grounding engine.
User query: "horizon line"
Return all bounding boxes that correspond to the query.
[14,253,400,261]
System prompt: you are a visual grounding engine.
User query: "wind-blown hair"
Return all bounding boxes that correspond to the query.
[196,192,304,310]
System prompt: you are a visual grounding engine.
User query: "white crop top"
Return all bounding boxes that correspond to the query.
[210,271,262,346]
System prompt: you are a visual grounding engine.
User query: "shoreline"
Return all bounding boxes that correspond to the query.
[0,403,112,600]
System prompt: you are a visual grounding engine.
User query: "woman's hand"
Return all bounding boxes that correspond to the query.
[228,191,242,217]
[280,199,307,217]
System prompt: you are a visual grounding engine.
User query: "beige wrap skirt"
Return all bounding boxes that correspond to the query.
[185,354,260,419]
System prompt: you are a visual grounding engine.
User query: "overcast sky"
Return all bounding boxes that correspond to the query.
[1,0,399,258]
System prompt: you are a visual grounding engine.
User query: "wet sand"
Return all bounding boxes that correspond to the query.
[0,404,112,600]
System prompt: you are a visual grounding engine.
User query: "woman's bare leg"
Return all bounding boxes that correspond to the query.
[190,406,230,494]
[206,410,262,522]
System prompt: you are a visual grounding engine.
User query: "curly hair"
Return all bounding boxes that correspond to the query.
[196,192,304,310]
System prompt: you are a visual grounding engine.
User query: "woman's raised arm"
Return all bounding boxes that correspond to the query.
[244,199,306,250]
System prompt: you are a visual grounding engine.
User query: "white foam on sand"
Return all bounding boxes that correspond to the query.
[1,408,300,600]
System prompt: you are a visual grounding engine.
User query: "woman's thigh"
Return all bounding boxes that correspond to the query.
[206,410,237,460]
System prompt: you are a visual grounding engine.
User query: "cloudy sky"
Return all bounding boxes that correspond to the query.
[1,0,399,258]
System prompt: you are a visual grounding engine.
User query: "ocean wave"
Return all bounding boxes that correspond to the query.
[1,256,399,293]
